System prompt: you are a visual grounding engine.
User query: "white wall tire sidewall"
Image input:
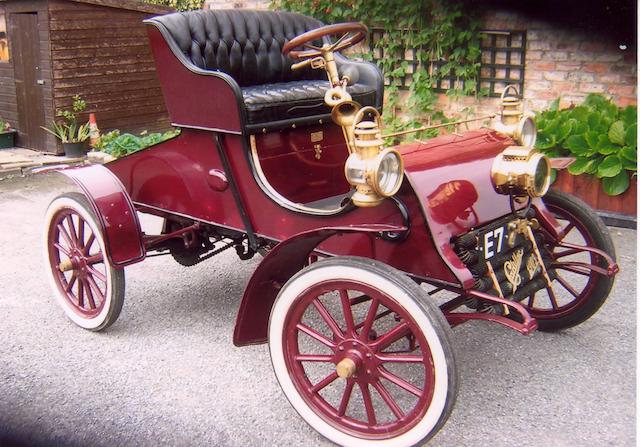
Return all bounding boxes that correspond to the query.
[269,264,449,447]
[43,196,114,330]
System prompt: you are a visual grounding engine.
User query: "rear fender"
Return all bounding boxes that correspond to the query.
[58,165,145,267]
[233,224,407,346]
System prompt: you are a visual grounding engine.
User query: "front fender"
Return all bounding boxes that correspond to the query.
[58,165,145,267]
[233,224,407,346]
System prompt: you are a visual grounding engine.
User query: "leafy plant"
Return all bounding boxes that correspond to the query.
[535,94,637,196]
[273,0,484,143]
[146,0,202,11]
[41,95,91,143]
[0,117,11,132]
[95,129,180,158]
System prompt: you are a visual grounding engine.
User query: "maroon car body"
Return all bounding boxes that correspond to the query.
[44,9,619,447]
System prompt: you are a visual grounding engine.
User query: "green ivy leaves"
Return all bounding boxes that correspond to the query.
[536,94,637,196]
[276,0,483,142]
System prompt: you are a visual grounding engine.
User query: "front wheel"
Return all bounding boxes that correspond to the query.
[526,189,617,331]
[269,257,457,447]
[44,192,125,331]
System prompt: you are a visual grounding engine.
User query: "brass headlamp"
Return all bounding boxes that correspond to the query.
[491,146,551,198]
[491,84,537,147]
[344,107,404,207]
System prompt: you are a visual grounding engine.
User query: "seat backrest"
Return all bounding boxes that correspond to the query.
[151,9,326,87]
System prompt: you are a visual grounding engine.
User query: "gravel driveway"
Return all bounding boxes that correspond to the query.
[0,173,635,447]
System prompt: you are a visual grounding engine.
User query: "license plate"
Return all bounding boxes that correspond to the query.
[480,223,508,260]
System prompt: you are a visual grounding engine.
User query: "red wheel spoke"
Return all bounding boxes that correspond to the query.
[313,299,344,340]
[338,378,355,417]
[358,382,377,426]
[296,323,336,348]
[65,216,79,246]
[65,273,77,293]
[294,354,333,362]
[546,287,559,310]
[552,264,591,277]
[359,297,380,342]
[553,247,585,259]
[555,274,580,298]
[527,292,536,308]
[86,274,105,303]
[77,279,85,308]
[559,222,575,241]
[553,261,609,277]
[378,366,422,397]
[371,321,411,352]
[375,353,424,363]
[82,278,97,310]
[84,233,96,255]
[57,223,74,248]
[86,265,106,283]
[85,253,104,266]
[310,371,339,394]
[77,219,85,248]
[372,379,405,420]
[339,290,356,336]
[354,309,393,332]
[54,242,71,257]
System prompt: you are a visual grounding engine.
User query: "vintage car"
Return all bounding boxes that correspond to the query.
[42,9,619,447]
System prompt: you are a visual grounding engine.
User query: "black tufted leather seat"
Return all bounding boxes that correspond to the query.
[149,10,382,128]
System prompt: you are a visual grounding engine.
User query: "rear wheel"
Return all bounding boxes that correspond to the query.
[44,193,125,331]
[269,257,457,447]
[527,189,616,331]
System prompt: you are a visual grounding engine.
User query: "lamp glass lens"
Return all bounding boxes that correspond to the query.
[377,152,401,195]
[534,157,550,195]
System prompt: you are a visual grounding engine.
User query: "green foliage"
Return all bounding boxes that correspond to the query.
[41,95,91,143]
[272,0,484,143]
[146,0,202,11]
[95,129,180,158]
[535,94,637,196]
[0,117,11,132]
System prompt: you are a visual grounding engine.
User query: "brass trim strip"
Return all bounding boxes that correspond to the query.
[383,114,496,139]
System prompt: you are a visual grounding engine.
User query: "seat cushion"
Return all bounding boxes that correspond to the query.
[242,80,376,125]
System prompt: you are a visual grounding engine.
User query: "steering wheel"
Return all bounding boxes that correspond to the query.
[282,22,368,59]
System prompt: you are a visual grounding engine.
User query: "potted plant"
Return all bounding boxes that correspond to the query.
[41,95,91,157]
[0,117,17,149]
[535,94,637,216]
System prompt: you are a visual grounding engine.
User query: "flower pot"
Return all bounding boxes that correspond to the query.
[62,141,87,158]
[0,130,16,149]
[552,169,637,217]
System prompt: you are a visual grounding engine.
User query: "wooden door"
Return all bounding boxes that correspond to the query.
[10,12,46,150]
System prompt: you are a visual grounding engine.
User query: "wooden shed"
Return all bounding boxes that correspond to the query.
[0,0,173,152]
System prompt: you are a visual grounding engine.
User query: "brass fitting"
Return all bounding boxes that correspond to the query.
[344,107,404,207]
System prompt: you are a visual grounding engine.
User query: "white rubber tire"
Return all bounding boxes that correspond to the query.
[43,193,125,331]
[268,257,457,447]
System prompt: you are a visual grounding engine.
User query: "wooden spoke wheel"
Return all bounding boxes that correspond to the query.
[269,257,457,447]
[528,189,617,331]
[44,193,125,331]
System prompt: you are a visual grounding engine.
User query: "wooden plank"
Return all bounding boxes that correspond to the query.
[49,18,146,31]
[54,86,163,102]
[54,79,162,98]
[51,45,151,60]
[53,71,158,89]
[48,0,173,15]
[53,64,156,80]
[52,55,155,70]
[51,37,153,51]
[49,9,150,21]
[50,27,147,41]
